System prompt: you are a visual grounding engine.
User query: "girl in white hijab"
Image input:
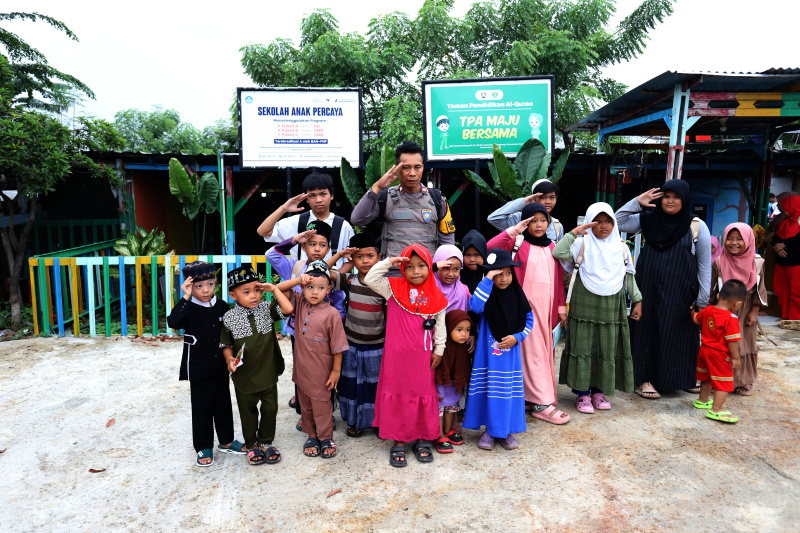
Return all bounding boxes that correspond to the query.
[552,203,643,414]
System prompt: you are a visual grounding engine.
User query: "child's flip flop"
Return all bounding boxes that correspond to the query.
[217,440,246,454]
[693,399,713,409]
[706,410,739,423]
[196,449,213,467]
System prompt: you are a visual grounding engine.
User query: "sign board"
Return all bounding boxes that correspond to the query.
[422,77,554,161]
[237,88,362,168]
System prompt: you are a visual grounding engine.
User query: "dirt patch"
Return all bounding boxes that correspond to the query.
[1,327,799,532]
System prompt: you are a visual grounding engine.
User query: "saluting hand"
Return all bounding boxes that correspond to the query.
[571,222,598,236]
[524,192,544,205]
[181,276,194,300]
[389,256,410,268]
[292,229,316,245]
[636,188,664,208]
[282,193,308,213]
[512,216,535,235]
[371,164,402,194]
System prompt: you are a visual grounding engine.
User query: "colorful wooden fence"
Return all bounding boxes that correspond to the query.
[28,254,272,338]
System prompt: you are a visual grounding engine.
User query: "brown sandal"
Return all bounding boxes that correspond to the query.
[635,384,661,399]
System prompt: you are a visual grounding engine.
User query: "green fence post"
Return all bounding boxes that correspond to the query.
[37,258,50,336]
[151,256,158,336]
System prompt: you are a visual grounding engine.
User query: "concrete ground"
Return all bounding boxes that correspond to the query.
[1,324,799,532]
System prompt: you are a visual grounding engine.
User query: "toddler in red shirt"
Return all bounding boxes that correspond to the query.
[690,279,746,423]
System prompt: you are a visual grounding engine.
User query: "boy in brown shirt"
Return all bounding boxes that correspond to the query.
[271,260,348,458]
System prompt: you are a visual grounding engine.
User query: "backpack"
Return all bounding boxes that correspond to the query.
[296,212,345,260]
[565,237,632,304]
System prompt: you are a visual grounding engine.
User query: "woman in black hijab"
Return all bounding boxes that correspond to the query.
[616,180,712,398]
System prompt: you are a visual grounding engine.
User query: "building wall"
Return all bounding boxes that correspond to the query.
[691,177,753,238]
[130,170,193,253]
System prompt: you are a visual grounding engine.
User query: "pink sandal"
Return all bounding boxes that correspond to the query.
[590,392,611,410]
[530,404,571,424]
[576,395,594,414]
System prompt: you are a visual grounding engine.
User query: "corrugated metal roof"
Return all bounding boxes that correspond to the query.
[568,70,800,135]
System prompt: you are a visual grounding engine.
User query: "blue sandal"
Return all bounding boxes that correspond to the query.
[217,440,246,454]
[196,449,213,467]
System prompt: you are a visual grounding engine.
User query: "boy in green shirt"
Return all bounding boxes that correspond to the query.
[220,266,292,465]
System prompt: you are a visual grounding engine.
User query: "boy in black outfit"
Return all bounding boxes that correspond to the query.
[167,261,246,466]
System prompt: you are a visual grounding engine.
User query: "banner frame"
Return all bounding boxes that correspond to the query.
[421,76,555,162]
[237,87,363,169]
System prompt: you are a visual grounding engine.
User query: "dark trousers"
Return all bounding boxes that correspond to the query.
[190,373,234,452]
[235,385,278,448]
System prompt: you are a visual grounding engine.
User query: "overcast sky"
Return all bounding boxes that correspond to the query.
[6,0,797,130]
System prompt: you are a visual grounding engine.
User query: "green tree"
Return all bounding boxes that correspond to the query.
[0,11,94,112]
[113,106,208,154]
[0,54,123,329]
[168,158,219,253]
[201,118,239,153]
[239,1,673,151]
[239,8,416,151]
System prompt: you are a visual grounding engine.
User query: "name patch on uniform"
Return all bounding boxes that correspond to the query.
[421,209,433,223]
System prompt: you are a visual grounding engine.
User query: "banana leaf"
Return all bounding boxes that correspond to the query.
[168,158,196,205]
[196,173,219,215]
[463,169,501,201]
[381,144,399,187]
[534,153,552,184]
[364,150,381,189]
[515,138,545,192]
[340,157,364,207]
[492,144,523,199]
[487,161,503,196]
[550,147,570,183]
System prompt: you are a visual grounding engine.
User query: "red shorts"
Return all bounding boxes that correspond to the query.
[696,346,734,392]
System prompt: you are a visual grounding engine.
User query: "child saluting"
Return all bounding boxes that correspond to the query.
[364,244,448,467]
[220,266,290,466]
[270,261,349,458]
[167,261,245,467]
[464,248,533,451]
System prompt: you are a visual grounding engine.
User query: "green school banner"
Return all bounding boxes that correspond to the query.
[422,77,554,161]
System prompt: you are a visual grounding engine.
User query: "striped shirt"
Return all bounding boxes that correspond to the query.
[334,273,386,344]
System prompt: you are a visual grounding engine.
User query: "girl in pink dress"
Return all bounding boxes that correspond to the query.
[487,202,570,425]
[364,244,448,467]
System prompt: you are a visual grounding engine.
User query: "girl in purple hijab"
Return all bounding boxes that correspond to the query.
[432,245,472,312]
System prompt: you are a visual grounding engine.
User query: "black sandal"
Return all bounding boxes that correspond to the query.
[288,396,297,409]
[389,445,407,467]
[412,441,434,463]
[262,445,281,464]
[320,439,337,458]
[303,437,320,457]
[247,446,266,465]
[346,426,363,438]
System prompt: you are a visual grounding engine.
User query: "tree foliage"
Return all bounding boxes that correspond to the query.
[0,11,94,112]
[0,47,122,329]
[239,0,673,152]
[114,107,237,154]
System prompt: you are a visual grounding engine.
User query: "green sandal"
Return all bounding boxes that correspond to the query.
[706,410,739,423]
[693,399,713,409]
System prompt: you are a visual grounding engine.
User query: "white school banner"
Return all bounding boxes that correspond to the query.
[238,88,362,168]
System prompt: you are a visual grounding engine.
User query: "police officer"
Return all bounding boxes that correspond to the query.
[351,141,455,274]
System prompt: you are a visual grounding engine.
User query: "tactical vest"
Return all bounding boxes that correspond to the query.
[380,186,439,258]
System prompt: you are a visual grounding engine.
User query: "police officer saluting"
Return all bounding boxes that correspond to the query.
[351,141,455,275]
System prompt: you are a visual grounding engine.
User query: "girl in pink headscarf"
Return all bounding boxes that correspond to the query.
[710,223,767,396]
[710,236,722,262]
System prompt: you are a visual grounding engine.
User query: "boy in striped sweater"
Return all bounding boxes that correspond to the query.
[327,234,386,438]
